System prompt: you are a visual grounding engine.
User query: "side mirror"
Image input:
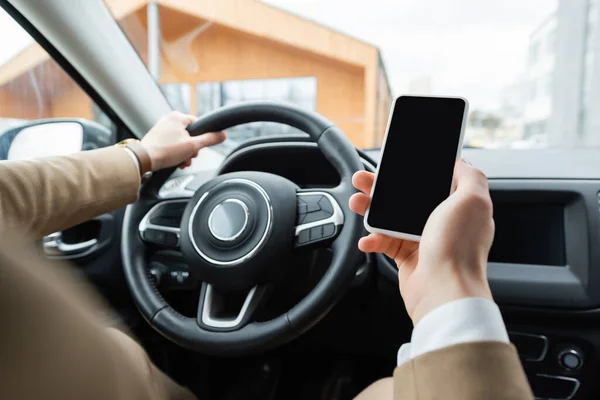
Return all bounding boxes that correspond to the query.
[0,119,114,161]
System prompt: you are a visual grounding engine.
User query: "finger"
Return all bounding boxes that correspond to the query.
[179,159,193,169]
[395,240,419,264]
[451,163,459,193]
[182,114,198,126]
[349,193,370,216]
[191,131,226,151]
[358,233,400,259]
[451,158,472,193]
[453,158,489,195]
[352,171,375,194]
[167,111,197,126]
[168,111,188,122]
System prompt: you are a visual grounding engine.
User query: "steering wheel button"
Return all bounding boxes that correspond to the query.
[307,203,321,213]
[297,203,308,215]
[303,210,332,224]
[302,195,322,212]
[144,229,157,241]
[297,229,310,244]
[154,230,166,244]
[150,216,181,228]
[322,223,335,238]
[296,213,307,225]
[307,204,320,213]
[165,232,178,246]
[318,197,334,214]
[310,226,323,241]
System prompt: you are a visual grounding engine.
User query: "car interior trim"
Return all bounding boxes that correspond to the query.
[43,231,98,258]
[535,374,581,400]
[139,200,186,238]
[201,284,258,329]
[508,332,549,362]
[158,175,195,199]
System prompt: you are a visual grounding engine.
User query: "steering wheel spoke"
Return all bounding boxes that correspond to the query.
[294,189,344,247]
[197,282,267,331]
[138,199,188,248]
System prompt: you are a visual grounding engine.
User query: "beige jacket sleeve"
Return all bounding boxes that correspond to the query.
[0,147,140,239]
[0,236,196,400]
[394,341,534,400]
[0,149,196,399]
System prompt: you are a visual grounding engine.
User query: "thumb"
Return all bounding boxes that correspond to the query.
[453,158,489,195]
[190,131,226,151]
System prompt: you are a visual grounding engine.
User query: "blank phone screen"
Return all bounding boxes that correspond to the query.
[367,96,466,236]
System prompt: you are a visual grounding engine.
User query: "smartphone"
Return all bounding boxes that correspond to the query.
[364,95,469,241]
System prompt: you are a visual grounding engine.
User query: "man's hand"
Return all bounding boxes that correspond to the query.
[141,111,226,171]
[349,159,495,325]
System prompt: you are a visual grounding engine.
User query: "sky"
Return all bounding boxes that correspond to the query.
[264,0,558,111]
[0,0,557,112]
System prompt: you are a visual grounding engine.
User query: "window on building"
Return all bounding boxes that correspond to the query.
[161,83,191,114]
[529,41,540,65]
[523,119,547,139]
[589,0,598,23]
[581,0,599,136]
[197,77,317,113]
[547,30,556,55]
[545,74,553,97]
[196,77,317,154]
[587,1,597,44]
[529,80,537,100]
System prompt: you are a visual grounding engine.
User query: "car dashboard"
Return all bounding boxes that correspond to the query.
[150,138,600,399]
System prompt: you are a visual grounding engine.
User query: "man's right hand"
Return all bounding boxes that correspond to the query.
[349,159,495,325]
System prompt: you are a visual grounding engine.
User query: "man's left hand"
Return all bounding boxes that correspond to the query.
[141,111,226,171]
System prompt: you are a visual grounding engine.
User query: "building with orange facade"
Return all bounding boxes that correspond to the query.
[0,0,392,149]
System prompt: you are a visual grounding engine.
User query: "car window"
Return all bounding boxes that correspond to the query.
[104,0,595,152]
[0,8,114,160]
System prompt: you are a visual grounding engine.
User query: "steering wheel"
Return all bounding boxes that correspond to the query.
[122,102,363,356]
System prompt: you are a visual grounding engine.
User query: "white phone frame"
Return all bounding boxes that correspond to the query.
[364,94,470,242]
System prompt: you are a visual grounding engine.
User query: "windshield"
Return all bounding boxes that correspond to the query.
[92,1,600,150]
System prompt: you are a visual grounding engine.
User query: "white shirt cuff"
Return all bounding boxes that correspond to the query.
[397,342,412,366]
[397,297,509,366]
